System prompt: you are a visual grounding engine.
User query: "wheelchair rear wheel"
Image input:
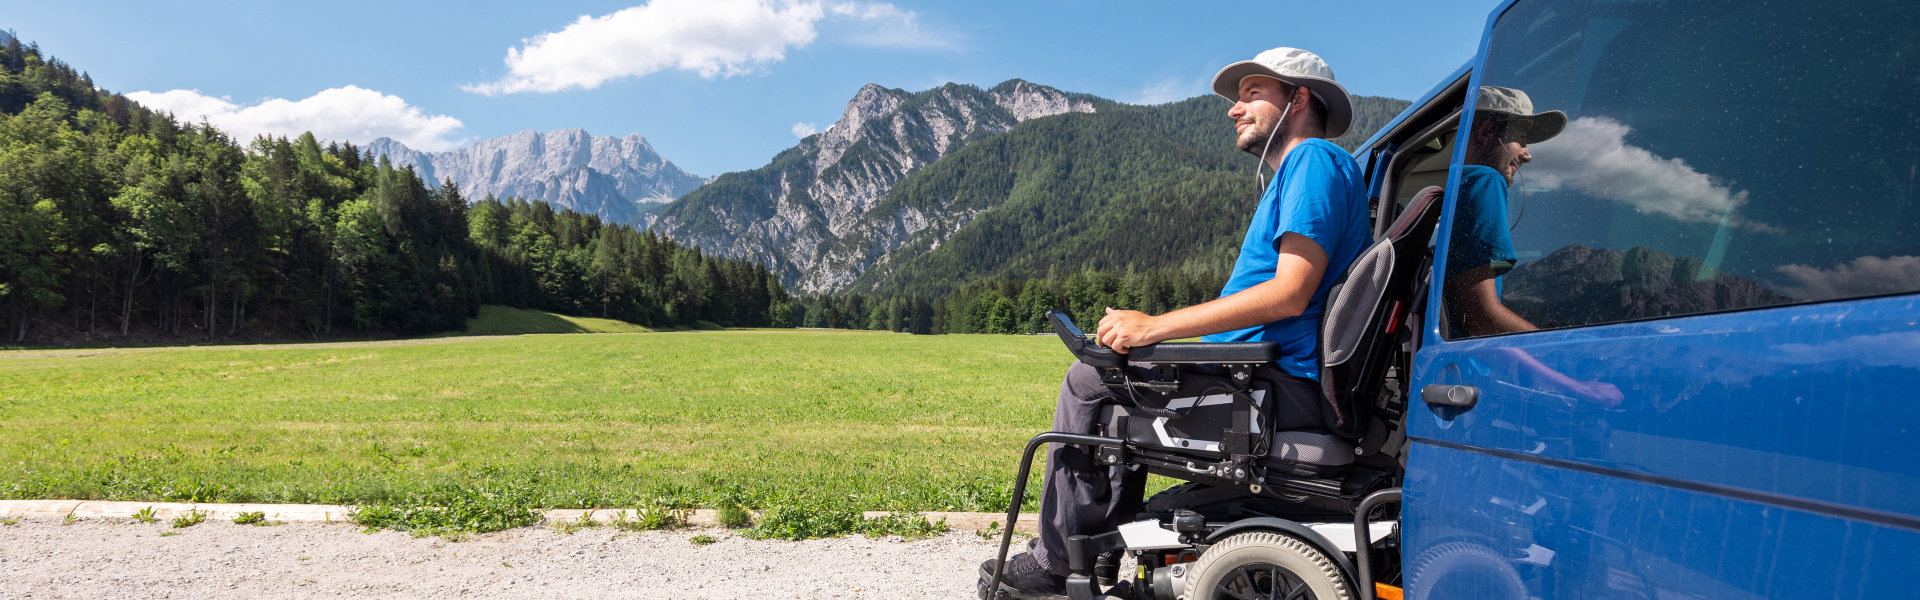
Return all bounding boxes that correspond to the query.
[1185,531,1354,600]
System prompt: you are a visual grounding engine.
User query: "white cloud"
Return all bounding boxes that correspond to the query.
[1124,78,1199,106]
[126,86,466,151]
[1776,331,1920,368]
[791,121,819,138]
[1774,255,1920,300]
[464,0,948,96]
[1526,116,1773,231]
[824,2,959,49]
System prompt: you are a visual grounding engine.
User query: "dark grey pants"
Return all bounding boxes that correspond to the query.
[1028,360,1324,574]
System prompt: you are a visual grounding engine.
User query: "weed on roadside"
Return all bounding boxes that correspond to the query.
[172,509,206,528]
[552,511,598,534]
[1,516,20,526]
[133,506,158,524]
[62,511,78,526]
[610,498,691,532]
[349,480,542,538]
[975,520,1032,543]
[717,502,752,529]
[861,511,948,540]
[744,496,950,541]
[636,502,690,530]
[233,511,267,525]
[977,521,1001,540]
[743,501,861,540]
[689,534,717,545]
[158,531,180,537]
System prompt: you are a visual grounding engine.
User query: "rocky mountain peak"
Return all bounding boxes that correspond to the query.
[814,83,912,169]
[990,79,1095,121]
[367,129,708,224]
[654,79,1100,293]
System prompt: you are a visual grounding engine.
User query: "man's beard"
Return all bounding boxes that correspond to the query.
[1235,114,1287,158]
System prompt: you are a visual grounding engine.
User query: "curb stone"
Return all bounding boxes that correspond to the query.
[0,500,1041,533]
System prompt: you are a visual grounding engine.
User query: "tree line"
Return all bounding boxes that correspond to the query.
[933,266,1231,334]
[785,265,1230,336]
[0,36,787,343]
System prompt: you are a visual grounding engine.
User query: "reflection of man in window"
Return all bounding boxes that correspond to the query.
[1445,86,1564,336]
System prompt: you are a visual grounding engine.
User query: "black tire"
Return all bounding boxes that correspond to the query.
[1405,541,1525,600]
[1186,531,1354,600]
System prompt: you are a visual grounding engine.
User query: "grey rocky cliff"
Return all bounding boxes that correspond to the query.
[650,79,1097,293]
[365,129,709,224]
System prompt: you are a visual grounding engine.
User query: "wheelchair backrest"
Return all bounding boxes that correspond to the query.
[1316,185,1445,438]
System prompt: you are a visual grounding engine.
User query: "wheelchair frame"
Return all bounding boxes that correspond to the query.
[984,312,1407,600]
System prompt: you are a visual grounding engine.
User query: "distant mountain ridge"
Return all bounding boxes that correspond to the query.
[366,129,709,224]
[1503,244,1793,327]
[647,79,1102,293]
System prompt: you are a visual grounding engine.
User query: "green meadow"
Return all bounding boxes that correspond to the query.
[0,329,1079,512]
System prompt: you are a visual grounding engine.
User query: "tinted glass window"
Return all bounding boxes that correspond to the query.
[1442,0,1919,338]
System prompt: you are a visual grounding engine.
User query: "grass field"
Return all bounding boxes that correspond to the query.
[0,329,1082,513]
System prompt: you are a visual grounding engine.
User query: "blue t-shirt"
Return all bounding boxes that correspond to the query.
[1201,138,1368,380]
[1445,165,1517,280]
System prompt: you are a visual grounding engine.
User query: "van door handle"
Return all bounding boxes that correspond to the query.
[1421,385,1479,410]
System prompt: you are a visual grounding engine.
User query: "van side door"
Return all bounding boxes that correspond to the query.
[1402,1,1920,598]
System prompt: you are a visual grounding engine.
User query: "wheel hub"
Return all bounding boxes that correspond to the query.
[1216,562,1314,600]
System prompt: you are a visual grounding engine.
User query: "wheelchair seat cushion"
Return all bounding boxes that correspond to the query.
[1261,430,1355,477]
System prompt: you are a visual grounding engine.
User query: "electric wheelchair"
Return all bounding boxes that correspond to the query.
[982,186,1445,600]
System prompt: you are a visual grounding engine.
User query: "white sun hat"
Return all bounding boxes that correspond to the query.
[1211,47,1355,139]
[1476,86,1566,144]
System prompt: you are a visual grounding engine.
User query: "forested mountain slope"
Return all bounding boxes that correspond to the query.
[845,94,1412,298]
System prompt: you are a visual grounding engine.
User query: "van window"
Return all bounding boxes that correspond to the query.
[1442,0,1920,338]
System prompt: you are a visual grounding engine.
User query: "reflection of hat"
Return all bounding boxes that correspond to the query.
[1476,86,1565,144]
[1211,47,1354,139]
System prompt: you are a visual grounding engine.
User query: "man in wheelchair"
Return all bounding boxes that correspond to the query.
[980,47,1372,599]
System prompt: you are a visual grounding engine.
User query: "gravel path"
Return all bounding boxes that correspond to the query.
[0,518,1010,599]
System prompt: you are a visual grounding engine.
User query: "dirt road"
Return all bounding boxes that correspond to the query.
[0,518,1005,599]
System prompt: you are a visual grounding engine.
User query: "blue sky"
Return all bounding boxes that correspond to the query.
[8,0,1501,176]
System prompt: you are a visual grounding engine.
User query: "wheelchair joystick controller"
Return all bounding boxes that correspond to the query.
[1047,311,1125,368]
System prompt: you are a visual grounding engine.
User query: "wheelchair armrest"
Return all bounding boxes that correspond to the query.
[1125,341,1279,364]
[1045,310,1279,366]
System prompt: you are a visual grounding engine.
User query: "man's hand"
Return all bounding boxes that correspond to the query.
[1096,307,1162,354]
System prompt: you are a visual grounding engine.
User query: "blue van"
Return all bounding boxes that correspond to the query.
[1381,0,1920,597]
[986,1,1919,598]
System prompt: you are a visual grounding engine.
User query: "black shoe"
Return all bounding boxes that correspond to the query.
[977,552,1067,600]
[1094,552,1120,586]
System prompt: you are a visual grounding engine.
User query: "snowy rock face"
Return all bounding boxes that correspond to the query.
[651,79,1096,293]
[365,130,709,224]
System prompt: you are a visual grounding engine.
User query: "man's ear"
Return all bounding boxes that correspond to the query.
[1287,85,1311,122]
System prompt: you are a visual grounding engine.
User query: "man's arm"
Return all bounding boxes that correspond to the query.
[1441,265,1537,336]
[1097,232,1328,352]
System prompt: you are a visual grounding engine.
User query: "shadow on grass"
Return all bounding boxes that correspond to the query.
[461,306,652,336]
[469,309,591,335]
